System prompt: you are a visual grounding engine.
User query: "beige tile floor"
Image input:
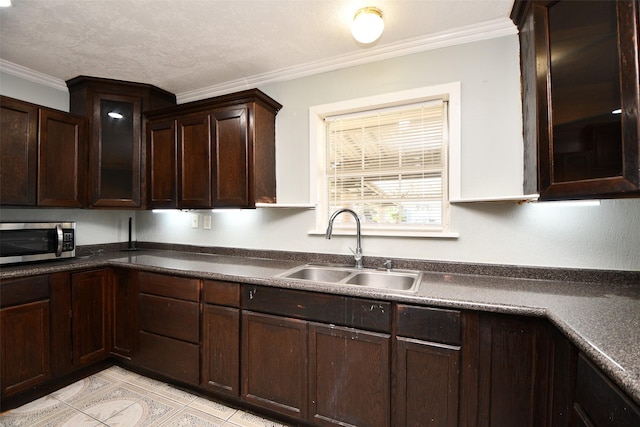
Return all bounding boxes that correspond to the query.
[0,366,293,427]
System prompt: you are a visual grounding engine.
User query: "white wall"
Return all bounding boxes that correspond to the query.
[0,208,137,246]
[264,35,524,203]
[0,70,69,111]
[2,36,639,271]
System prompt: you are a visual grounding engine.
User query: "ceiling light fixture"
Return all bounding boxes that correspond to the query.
[0,0,12,7]
[351,6,384,44]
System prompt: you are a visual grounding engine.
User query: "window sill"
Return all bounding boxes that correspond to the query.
[308,229,459,239]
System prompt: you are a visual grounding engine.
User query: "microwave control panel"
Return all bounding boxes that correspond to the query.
[62,229,75,251]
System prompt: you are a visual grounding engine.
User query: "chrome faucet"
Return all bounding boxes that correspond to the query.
[326,208,363,269]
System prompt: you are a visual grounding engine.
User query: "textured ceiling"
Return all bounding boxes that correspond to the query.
[0,0,515,99]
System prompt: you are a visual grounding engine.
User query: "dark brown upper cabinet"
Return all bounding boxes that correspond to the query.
[0,96,86,207]
[0,97,38,206]
[38,109,86,207]
[67,76,176,208]
[145,89,281,209]
[511,1,640,200]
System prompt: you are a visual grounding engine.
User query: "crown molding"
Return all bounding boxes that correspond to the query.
[0,59,68,92]
[177,17,517,103]
[0,17,516,102]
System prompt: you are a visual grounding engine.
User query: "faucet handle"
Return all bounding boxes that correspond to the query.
[349,247,362,258]
[383,259,393,271]
[349,247,363,269]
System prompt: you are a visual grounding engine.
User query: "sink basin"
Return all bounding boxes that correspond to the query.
[283,266,352,283]
[345,271,418,291]
[276,264,422,293]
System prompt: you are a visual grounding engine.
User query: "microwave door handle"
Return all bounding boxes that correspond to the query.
[55,224,63,257]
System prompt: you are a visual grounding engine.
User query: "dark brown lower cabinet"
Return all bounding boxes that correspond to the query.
[309,323,390,427]
[242,311,308,421]
[201,279,241,397]
[395,338,459,427]
[71,269,112,367]
[394,304,462,427]
[202,304,240,397]
[572,354,640,427]
[6,269,640,427]
[477,313,551,427]
[111,269,137,361]
[0,276,51,398]
[136,272,200,386]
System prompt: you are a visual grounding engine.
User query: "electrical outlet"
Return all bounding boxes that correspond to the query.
[203,215,212,230]
[191,214,199,228]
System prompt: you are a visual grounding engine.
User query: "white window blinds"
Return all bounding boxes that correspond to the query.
[324,100,447,229]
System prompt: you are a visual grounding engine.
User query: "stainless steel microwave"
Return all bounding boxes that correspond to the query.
[0,222,76,265]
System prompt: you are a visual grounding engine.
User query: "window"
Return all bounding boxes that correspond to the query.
[309,83,460,237]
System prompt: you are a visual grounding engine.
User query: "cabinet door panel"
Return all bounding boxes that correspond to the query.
[202,305,240,397]
[38,109,86,207]
[477,314,550,427]
[309,323,390,427]
[71,270,111,366]
[395,337,459,427]
[138,331,199,385]
[242,311,308,420]
[0,300,51,397]
[0,97,38,206]
[178,113,212,208]
[90,94,142,207]
[148,119,177,208]
[211,107,248,207]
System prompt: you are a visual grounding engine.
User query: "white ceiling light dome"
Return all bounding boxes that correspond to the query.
[351,6,384,44]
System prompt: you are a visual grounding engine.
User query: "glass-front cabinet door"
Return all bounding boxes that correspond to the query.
[91,94,141,207]
[512,0,640,200]
[548,1,623,183]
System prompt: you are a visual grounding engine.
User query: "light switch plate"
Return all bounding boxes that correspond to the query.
[191,214,199,228]
[203,215,212,230]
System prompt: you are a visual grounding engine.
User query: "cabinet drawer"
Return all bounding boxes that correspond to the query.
[139,294,199,343]
[203,280,240,307]
[396,304,461,345]
[243,285,391,333]
[138,272,199,301]
[0,276,49,308]
[574,354,640,427]
[345,298,392,333]
[138,331,199,385]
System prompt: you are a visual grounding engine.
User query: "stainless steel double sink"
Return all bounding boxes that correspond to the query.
[276,264,422,292]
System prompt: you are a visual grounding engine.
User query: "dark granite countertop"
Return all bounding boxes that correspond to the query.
[1,246,639,406]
